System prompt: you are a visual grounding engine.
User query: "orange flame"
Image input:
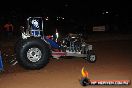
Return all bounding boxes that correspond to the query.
[81,67,89,78]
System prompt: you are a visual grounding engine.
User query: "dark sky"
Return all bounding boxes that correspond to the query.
[1,1,132,20]
[1,0,132,33]
[1,1,131,14]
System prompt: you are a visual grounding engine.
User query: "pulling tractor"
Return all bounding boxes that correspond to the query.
[15,17,96,70]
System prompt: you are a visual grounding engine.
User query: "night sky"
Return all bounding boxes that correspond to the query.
[1,1,132,16]
[1,1,132,33]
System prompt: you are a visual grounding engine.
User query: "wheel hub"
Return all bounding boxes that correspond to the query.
[27,48,42,62]
[90,55,96,61]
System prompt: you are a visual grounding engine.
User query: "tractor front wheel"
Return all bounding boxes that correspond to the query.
[16,37,51,70]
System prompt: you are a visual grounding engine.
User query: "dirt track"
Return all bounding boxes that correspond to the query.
[0,40,132,88]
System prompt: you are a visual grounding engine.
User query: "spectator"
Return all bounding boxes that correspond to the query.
[3,21,14,38]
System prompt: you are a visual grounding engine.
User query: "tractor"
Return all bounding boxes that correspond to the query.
[15,17,96,70]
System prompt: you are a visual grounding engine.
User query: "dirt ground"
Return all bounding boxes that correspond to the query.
[0,40,132,88]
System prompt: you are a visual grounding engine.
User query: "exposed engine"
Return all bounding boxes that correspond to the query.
[60,33,91,54]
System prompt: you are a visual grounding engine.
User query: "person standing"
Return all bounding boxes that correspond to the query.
[3,21,14,38]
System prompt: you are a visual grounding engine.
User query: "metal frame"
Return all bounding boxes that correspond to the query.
[22,17,44,39]
[27,17,44,37]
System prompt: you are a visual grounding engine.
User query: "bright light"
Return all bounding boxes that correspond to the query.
[45,17,49,21]
[56,17,65,20]
[56,32,59,38]
[106,11,109,14]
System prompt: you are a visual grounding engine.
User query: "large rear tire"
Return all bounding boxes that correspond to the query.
[16,37,51,70]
